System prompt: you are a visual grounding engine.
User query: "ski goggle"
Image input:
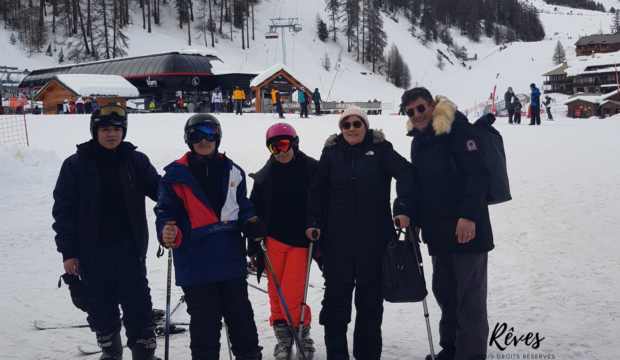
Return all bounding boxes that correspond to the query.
[187,126,220,143]
[406,103,430,117]
[99,105,127,117]
[268,139,297,154]
[341,121,363,130]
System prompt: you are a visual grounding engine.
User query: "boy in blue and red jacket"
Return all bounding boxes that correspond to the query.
[154,114,265,360]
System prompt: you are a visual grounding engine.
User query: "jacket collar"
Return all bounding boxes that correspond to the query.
[250,150,310,185]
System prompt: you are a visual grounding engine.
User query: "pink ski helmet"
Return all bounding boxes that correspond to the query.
[265,123,299,147]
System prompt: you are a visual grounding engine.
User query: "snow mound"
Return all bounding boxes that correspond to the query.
[0,145,61,192]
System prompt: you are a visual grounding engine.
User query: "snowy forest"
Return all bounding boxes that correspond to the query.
[543,0,607,12]
[1,0,545,73]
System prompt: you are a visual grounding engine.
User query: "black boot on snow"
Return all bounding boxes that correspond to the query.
[297,324,315,360]
[273,321,293,360]
[131,326,160,360]
[425,349,455,360]
[97,330,123,360]
[235,346,263,360]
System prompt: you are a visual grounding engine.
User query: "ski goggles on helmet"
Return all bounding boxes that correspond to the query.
[267,138,298,154]
[99,105,127,118]
[187,126,220,143]
[406,102,431,117]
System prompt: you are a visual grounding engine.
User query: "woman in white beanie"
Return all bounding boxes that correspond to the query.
[306,106,415,360]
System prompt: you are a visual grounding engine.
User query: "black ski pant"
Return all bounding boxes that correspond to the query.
[300,103,308,117]
[275,103,284,117]
[319,280,384,360]
[182,276,260,360]
[546,107,553,120]
[80,241,154,349]
[315,102,321,115]
[432,252,488,360]
[507,109,515,123]
[234,99,243,114]
[530,105,541,125]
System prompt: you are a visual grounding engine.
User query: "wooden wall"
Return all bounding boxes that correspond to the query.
[35,80,127,115]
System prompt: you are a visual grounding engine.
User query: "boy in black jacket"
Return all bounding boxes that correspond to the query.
[52,105,162,360]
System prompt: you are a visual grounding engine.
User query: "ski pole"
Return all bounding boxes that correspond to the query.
[164,221,176,360]
[258,238,307,360]
[295,230,317,360]
[408,226,435,360]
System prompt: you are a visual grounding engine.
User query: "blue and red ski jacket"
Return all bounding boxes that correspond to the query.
[154,152,255,286]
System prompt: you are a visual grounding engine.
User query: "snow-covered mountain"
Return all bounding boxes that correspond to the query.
[0,0,616,110]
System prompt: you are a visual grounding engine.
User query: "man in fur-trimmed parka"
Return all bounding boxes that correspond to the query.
[402,87,494,360]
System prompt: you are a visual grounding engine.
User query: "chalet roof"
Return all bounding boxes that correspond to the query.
[542,65,568,76]
[249,63,313,90]
[575,34,620,46]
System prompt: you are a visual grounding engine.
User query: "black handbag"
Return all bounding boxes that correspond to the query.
[382,227,428,303]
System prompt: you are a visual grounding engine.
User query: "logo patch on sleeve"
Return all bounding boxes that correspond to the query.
[466,140,477,151]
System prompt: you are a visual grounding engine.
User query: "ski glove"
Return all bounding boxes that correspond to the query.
[243,216,268,240]
[59,273,92,313]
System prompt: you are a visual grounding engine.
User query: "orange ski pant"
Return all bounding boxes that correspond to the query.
[265,236,312,328]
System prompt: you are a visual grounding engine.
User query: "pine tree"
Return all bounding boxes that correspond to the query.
[365,0,387,73]
[552,40,566,65]
[318,19,329,42]
[402,62,412,89]
[322,51,332,71]
[611,11,620,34]
[46,42,53,56]
[10,33,16,45]
[436,53,445,70]
[325,0,342,41]
[58,47,65,63]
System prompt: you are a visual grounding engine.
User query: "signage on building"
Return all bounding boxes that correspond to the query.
[146,77,158,87]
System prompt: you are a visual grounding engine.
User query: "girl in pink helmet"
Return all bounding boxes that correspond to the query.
[247,123,320,360]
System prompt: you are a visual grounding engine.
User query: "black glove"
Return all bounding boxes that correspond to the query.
[59,273,92,313]
[243,216,268,240]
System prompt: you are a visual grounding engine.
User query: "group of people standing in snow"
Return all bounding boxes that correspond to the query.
[503,84,553,125]
[52,86,494,360]
[62,96,100,115]
[270,86,322,119]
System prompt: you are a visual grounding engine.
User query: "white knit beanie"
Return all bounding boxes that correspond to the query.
[338,106,370,129]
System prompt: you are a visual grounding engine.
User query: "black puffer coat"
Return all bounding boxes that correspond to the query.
[306,129,415,285]
[407,96,494,256]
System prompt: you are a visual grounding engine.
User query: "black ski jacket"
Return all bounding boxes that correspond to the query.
[52,140,161,262]
[248,151,319,282]
[306,129,415,284]
[407,96,494,256]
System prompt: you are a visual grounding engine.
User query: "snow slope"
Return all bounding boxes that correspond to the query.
[1,0,616,112]
[1,111,619,359]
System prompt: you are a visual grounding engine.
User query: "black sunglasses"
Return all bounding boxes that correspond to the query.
[406,102,430,117]
[342,120,363,130]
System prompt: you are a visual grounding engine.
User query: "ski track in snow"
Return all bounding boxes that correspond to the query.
[0,113,618,359]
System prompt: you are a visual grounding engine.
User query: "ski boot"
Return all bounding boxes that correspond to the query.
[298,325,315,360]
[131,325,160,360]
[273,321,293,360]
[96,330,123,360]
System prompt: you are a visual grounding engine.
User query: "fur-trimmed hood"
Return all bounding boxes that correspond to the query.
[406,95,457,135]
[324,129,385,148]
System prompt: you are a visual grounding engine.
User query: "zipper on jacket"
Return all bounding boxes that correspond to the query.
[120,162,142,258]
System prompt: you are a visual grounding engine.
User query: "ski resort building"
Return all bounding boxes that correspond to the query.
[543,52,620,96]
[574,34,620,57]
[249,63,314,113]
[34,74,139,115]
[18,50,259,111]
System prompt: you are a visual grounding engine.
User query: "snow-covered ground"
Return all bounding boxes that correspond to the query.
[1,110,619,359]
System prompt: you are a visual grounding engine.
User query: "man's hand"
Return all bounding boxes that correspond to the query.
[162,224,179,248]
[249,254,257,268]
[455,218,476,244]
[64,258,79,276]
[306,228,321,241]
[393,215,410,230]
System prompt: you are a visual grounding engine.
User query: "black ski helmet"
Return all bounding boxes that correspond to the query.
[184,113,222,151]
[90,105,128,140]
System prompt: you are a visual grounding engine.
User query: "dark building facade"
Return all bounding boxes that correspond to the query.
[18,50,258,110]
[575,34,620,56]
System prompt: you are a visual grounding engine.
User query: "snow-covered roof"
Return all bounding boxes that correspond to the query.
[565,52,620,77]
[249,63,313,89]
[542,65,568,77]
[208,59,235,75]
[575,34,620,46]
[54,74,139,97]
[563,95,601,105]
[600,100,620,106]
